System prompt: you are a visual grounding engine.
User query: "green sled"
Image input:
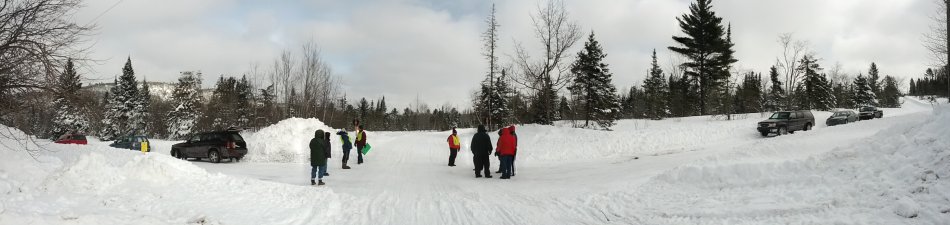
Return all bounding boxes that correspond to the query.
[361,143,372,154]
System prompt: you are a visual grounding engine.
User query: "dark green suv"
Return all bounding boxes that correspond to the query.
[757,110,815,136]
[170,131,248,163]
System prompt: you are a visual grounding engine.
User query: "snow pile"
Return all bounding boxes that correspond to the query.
[0,127,343,224]
[242,118,336,163]
[609,106,950,224]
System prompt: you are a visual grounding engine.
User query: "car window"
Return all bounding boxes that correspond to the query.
[73,135,86,141]
[833,112,847,116]
[189,135,200,142]
[770,112,790,119]
[861,107,874,111]
[229,133,244,141]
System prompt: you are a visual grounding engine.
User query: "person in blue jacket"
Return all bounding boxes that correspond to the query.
[337,129,353,169]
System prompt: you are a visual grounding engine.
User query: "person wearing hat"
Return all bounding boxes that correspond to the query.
[310,129,329,185]
[470,125,493,178]
[446,128,461,167]
[336,128,353,169]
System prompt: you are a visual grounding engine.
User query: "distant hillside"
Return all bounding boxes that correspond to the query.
[84,82,213,101]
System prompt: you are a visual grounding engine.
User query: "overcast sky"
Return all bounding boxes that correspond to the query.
[73,0,936,109]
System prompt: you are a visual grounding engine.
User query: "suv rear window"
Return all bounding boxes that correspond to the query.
[770,112,790,119]
[72,135,87,141]
[229,133,244,141]
[861,107,875,112]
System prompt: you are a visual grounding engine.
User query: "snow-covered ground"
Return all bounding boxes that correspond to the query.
[2,97,948,224]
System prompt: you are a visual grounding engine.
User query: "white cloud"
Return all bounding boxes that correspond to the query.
[73,0,936,108]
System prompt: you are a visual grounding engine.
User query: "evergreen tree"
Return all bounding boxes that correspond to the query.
[50,59,89,139]
[642,49,669,120]
[167,71,203,140]
[236,75,254,127]
[358,98,369,125]
[909,78,917,96]
[868,62,881,99]
[558,95,572,121]
[765,66,785,111]
[475,69,512,129]
[100,57,141,140]
[136,79,151,135]
[735,72,763,113]
[852,74,878,106]
[879,75,901,108]
[795,55,835,110]
[668,0,736,115]
[567,32,621,129]
[256,84,277,127]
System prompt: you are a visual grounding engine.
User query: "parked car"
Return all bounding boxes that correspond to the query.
[171,130,247,163]
[757,110,815,136]
[54,133,88,145]
[858,106,883,120]
[110,135,151,152]
[826,110,859,126]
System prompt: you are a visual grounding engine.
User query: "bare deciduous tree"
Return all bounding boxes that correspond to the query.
[776,33,809,108]
[924,0,948,66]
[511,0,581,124]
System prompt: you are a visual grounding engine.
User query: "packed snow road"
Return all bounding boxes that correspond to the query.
[3,97,946,225]
[138,97,940,224]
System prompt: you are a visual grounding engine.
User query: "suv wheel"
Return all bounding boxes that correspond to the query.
[804,123,812,131]
[778,127,788,135]
[760,132,769,137]
[173,149,185,160]
[208,150,221,163]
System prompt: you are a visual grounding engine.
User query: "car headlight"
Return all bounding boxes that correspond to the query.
[768,123,776,127]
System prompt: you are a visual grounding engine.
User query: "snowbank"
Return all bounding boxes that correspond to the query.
[241,118,336,163]
[0,126,343,225]
[614,105,950,224]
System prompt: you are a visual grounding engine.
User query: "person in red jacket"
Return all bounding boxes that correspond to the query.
[509,125,518,176]
[446,128,461,167]
[496,127,517,179]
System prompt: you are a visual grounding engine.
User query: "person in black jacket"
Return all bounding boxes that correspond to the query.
[310,130,328,185]
[470,125,493,178]
[323,132,331,176]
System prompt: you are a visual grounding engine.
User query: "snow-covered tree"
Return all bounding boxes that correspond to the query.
[167,71,203,140]
[568,32,621,129]
[99,57,141,140]
[852,74,878,107]
[50,59,89,139]
[475,69,512,129]
[642,49,669,120]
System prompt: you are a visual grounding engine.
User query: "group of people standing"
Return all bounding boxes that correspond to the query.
[309,120,368,186]
[450,125,518,179]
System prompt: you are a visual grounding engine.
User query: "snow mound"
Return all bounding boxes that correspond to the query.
[242,117,336,163]
[0,127,343,224]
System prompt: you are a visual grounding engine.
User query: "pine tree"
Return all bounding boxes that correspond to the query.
[765,66,786,111]
[136,79,151,135]
[909,78,917,96]
[795,55,835,110]
[358,98,369,125]
[50,59,89,139]
[167,71,203,140]
[868,63,881,99]
[236,75,254,127]
[668,0,736,115]
[475,69,512,129]
[100,57,141,140]
[852,74,878,106]
[642,49,669,120]
[567,32,621,129]
[735,72,763,113]
[558,95,572,121]
[879,75,901,108]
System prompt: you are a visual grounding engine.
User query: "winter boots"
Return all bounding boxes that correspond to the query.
[342,163,351,169]
[311,180,316,185]
[318,180,325,186]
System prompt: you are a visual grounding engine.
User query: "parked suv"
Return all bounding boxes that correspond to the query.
[826,110,858,126]
[171,131,248,163]
[110,135,151,152]
[858,106,883,120]
[54,133,88,145]
[757,110,815,136]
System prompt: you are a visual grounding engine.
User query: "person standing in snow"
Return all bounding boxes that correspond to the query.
[471,125,493,178]
[355,125,367,164]
[447,128,461,167]
[496,127,517,179]
[310,129,328,186]
[323,132,332,176]
[337,129,353,169]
